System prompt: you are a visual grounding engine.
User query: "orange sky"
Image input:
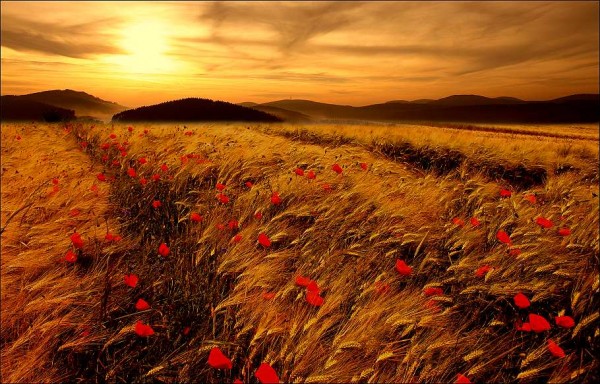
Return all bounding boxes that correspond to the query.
[1,1,598,107]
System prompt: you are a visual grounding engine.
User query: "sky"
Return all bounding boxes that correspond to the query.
[1,1,598,107]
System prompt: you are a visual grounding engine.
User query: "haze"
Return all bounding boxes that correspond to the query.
[1,1,598,107]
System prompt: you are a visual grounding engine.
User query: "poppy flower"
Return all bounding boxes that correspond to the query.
[233,380,243,384]
[524,194,537,204]
[52,178,59,185]
[134,320,154,337]
[452,217,465,227]
[160,164,168,172]
[306,280,320,293]
[101,143,110,150]
[360,162,368,171]
[109,133,117,139]
[547,339,565,358]
[245,181,253,188]
[216,223,226,231]
[70,232,84,249]
[470,217,481,227]
[102,155,109,162]
[152,200,162,209]
[140,178,147,186]
[144,129,149,134]
[395,259,412,276]
[228,219,239,230]
[258,233,271,248]
[182,326,191,335]
[232,234,242,243]
[120,151,127,157]
[306,290,324,306]
[558,228,571,236]
[152,174,160,181]
[425,299,441,313]
[80,141,88,149]
[135,298,150,311]
[127,126,133,132]
[254,212,263,220]
[64,250,77,263]
[294,168,305,176]
[127,167,137,177]
[555,315,575,329]
[113,235,122,242]
[184,130,194,136]
[455,373,471,384]
[207,347,233,369]
[475,265,492,277]
[262,291,275,300]
[423,287,443,297]
[190,212,202,223]
[255,363,279,384]
[181,156,189,164]
[90,184,99,194]
[536,217,553,229]
[500,189,512,198]
[374,281,390,294]
[217,193,229,204]
[112,160,120,167]
[496,230,512,245]
[516,321,531,332]
[529,313,551,333]
[271,192,282,205]
[508,248,522,257]
[322,183,332,192]
[295,275,311,287]
[105,233,114,241]
[158,243,170,257]
[124,274,138,288]
[69,209,80,217]
[216,183,226,191]
[513,292,530,309]
[15,135,21,141]
[97,173,107,182]
[306,170,316,180]
[332,163,343,174]
[139,157,147,165]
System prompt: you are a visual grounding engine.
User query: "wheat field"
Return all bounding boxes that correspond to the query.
[1,121,598,383]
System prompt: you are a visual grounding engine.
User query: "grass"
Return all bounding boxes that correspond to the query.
[1,121,598,383]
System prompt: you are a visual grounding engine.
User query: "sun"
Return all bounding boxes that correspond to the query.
[116,19,178,74]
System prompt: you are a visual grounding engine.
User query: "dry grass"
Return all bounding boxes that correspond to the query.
[1,121,598,383]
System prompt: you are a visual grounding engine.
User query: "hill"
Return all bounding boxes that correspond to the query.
[0,96,75,122]
[10,89,127,119]
[112,98,282,122]
[250,105,313,123]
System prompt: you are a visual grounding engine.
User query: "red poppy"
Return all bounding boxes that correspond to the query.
[52,178,59,185]
[360,162,368,171]
[216,183,226,191]
[152,200,162,209]
[529,313,551,333]
[374,281,390,294]
[262,291,275,300]
[127,126,133,132]
[190,212,202,223]
[496,230,512,245]
[127,167,137,177]
[558,228,571,236]
[217,193,229,204]
[105,233,114,242]
[69,209,80,217]
[452,217,465,227]
[524,194,537,204]
[70,232,84,249]
[144,129,149,134]
[184,130,194,136]
[306,170,316,180]
[423,287,443,297]
[271,192,282,205]
[475,265,492,277]
[232,234,242,243]
[182,326,191,335]
[295,275,311,287]
[455,373,471,384]
[322,183,332,192]
[207,347,233,369]
[245,181,253,188]
[124,274,139,288]
[258,233,271,248]
[536,217,553,229]
[102,155,109,162]
[508,248,522,257]
[547,339,565,358]
[254,212,263,220]
[255,363,279,384]
[112,160,120,167]
[306,280,320,293]
[113,235,122,242]
[181,156,189,165]
[516,321,531,332]
[233,380,243,384]
[90,184,99,194]
[500,189,512,198]
[306,290,324,306]
[555,315,575,329]
[332,163,343,174]
[135,298,150,311]
[425,299,441,313]
[120,151,127,157]
[216,223,226,231]
[109,133,117,139]
[470,217,481,227]
[152,174,160,181]
[15,134,21,141]
[140,178,147,186]
[158,243,170,257]
[294,168,305,176]
[228,219,239,230]
[97,173,107,182]
[64,250,77,263]
[513,292,530,309]
[160,164,169,172]
[395,259,412,276]
[80,141,88,149]
[134,320,154,337]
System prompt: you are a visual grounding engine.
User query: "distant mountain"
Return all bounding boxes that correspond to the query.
[430,95,525,106]
[238,102,258,107]
[9,89,127,118]
[1,96,75,122]
[411,99,434,104]
[260,99,356,119]
[250,105,312,123]
[112,98,282,122]
[385,100,411,104]
[548,94,599,103]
